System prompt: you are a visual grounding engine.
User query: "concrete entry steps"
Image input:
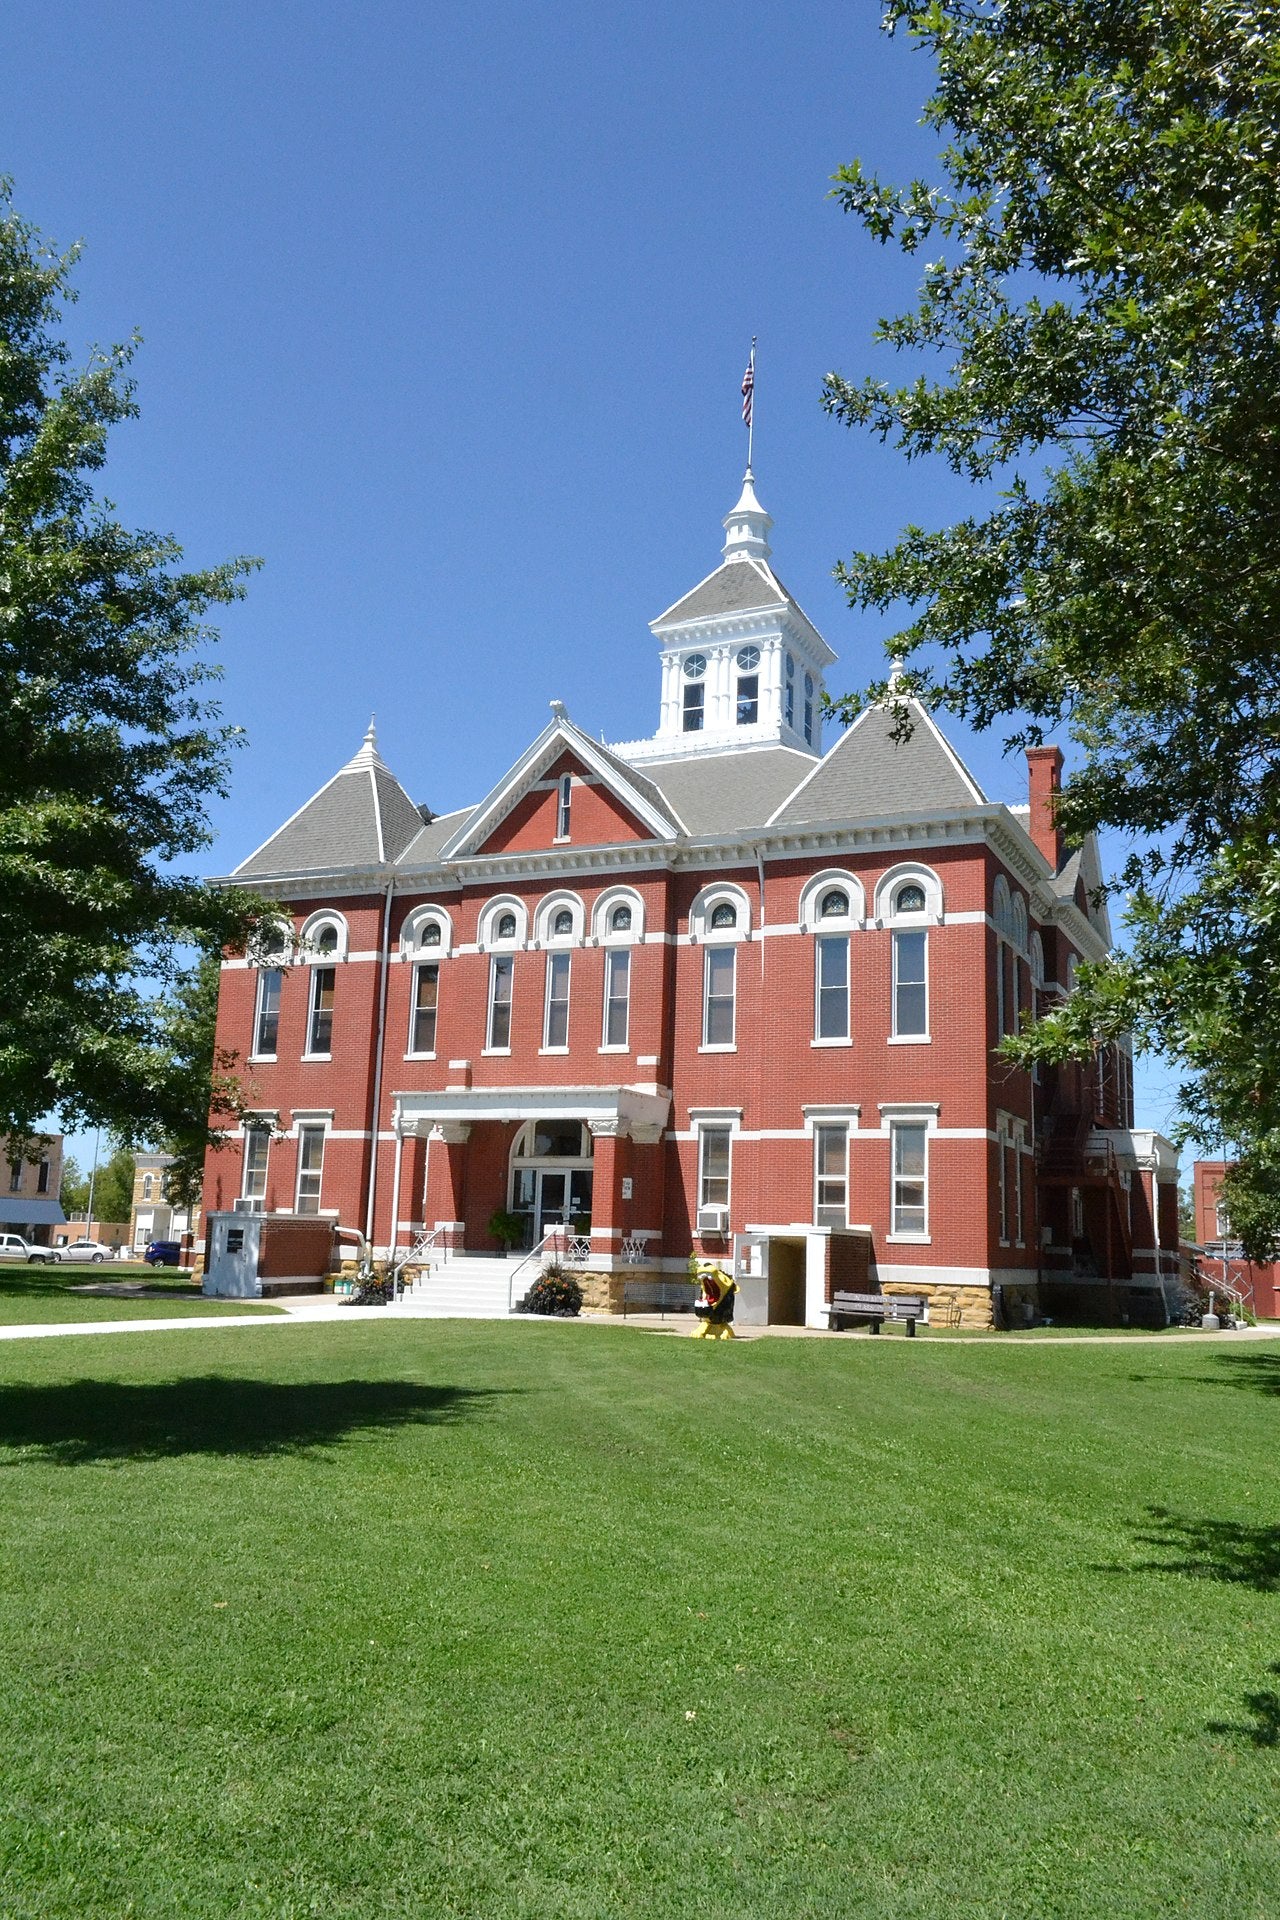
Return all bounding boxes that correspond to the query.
[391,1253,523,1319]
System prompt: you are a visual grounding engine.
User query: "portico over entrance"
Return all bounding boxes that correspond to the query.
[390,1084,670,1261]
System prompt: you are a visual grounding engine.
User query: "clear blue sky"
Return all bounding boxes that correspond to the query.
[7,0,1183,1165]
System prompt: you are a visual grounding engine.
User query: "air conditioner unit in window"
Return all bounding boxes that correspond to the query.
[233,1196,264,1214]
[697,1206,729,1234]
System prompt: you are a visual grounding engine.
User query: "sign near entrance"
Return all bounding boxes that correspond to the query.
[621,1177,633,1201]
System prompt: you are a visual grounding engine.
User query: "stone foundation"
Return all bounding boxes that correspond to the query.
[881,1282,997,1330]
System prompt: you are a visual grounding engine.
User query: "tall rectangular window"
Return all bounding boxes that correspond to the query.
[682,683,704,732]
[307,967,335,1055]
[37,1159,50,1194]
[699,1126,731,1209]
[814,1124,848,1227]
[997,1122,1009,1243]
[242,1126,270,1202]
[815,935,850,1040]
[603,948,630,1047]
[995,939,1006,1039]
[544,951,571,1049]
[1013,1127,1024,1246]
[703,946,736,1046]
[557,773,572,839]
[736,674,759,725]
[488,954,514,1049]
[784,681,795,728]
[892,930,928,1037]
[8,1159,20,1192]
[410,963,439,1055]
[891,1123,928,1235]
[295,1125,325,1214]
[254,968,282,1056]
[804,697,814,744]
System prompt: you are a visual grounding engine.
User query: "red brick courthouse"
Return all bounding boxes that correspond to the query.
[204,469,1180,1326]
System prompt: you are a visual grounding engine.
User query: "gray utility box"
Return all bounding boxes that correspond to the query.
[204,1213,335,1298]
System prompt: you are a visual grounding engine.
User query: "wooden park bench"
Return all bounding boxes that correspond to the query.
[621,1279,698,1319]
[827,1290,928,1336]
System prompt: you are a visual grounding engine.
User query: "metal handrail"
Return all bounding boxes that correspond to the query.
[388,1223,455,1299]
[505,1226,591,1312]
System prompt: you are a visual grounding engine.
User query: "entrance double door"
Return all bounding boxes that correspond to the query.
[512,1166,593,1248]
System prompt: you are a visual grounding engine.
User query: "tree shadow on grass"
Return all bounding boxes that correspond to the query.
[1116,1506,1280,1593]
[0,1376,507,1465]
[1207,1667,1280,1749]
[1128,1350,1280,1398]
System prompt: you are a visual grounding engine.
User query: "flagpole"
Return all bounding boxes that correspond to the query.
[746,336,756,469]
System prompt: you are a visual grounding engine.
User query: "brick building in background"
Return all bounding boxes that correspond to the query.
[1192,1160,1279,1320]
[0,1133,66,1245]
[203,467,1181,1326]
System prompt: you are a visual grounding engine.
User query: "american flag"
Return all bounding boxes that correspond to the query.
[741,348,755,428]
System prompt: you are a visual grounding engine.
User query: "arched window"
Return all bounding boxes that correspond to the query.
[593,890,644,943]
[315,925,338,955]
[710,902,737,931]
[299,912,349,960]
[553,908,574,937]
[421,921,441,947]
[401,907,452,957]
[820,889,849,919]
[496,911,517,941]
[894,882,926,916]
[610,904,632,933]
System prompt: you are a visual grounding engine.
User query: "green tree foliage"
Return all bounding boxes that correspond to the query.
[90,1146,136,1228]
[159,948,243,1210]
[0,183,264,1146]
[825,2,1280,1256]
[59,1155,90,1214]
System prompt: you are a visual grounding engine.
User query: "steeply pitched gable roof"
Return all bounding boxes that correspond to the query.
[769,699,986,828]
[234,727,427,879]
[437,710,686,860]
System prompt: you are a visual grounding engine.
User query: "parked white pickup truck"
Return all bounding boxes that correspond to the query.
[0,1233,49,1264]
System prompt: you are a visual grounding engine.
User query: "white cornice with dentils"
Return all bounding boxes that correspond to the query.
[219,802,1108,961]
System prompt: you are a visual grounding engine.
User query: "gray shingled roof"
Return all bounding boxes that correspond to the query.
[399,805,477,866]
[236,760,427,878]
[643,748,817,837]
[770,701,985,827]
[654,557,786,627]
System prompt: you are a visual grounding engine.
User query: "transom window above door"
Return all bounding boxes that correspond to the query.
[513,1119,591,1159]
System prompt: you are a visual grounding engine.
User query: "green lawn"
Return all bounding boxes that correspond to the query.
[0,1324,1276,1919]
[0,1262,282,1324]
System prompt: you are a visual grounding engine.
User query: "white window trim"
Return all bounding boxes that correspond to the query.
[240,1124,272,1203]
[697,1121,734,1213]
[813,930,852,1045]
[298,909,350,960]
[592,886,646,945]
[689,882,752,945]
[406,958,440,1060]
[534,890,586,948]
[486,952,515,1052]
[873,861,944,928]
[887,1113,932,1244]
[400,905,454,958]
[479,896,529,951]
[891,926,930,1042]
[302,960,337,1061]
[702,942,737,1049]
[601,946,631,1051]
[798,868,866,932]
[543,949,572,1052]
[294,1121,328,1214]
[813,1120,850,1229]
[555,772,573,842]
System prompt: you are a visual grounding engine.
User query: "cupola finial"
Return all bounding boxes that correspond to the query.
[721,465,773,563]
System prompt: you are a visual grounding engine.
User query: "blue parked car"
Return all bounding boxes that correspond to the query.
[143,1239,182,1267]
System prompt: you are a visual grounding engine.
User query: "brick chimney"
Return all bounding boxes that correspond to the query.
[1025,745,1065,872]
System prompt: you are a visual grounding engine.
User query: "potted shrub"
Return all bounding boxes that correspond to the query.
[488,1207,525,1257]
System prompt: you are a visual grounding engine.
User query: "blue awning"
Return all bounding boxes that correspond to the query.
[0,1198,67,1227]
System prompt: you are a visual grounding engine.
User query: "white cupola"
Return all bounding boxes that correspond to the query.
[721,468,773,563]
[610,467,838,766]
